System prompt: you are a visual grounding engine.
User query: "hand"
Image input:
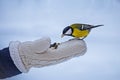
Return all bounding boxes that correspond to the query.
[9,37,87,73]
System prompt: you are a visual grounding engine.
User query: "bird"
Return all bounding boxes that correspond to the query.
[61,23,103,39]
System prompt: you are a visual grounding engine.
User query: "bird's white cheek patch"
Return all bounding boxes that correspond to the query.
[65,29,72,35]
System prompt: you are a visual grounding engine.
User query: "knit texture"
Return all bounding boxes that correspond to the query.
[9,37,87,73]
[19,39,86,71]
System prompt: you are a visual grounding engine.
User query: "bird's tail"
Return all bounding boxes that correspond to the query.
[86,24,103,29]
[91,24,104,28]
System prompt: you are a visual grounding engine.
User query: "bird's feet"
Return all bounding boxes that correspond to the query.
[50,42,60,49]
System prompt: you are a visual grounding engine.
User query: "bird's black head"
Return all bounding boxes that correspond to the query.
[62,26,73,37]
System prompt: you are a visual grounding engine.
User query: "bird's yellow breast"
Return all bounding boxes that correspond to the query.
[72,28,89,38]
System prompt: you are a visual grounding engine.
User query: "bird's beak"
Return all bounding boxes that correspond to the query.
[61,34,65,38]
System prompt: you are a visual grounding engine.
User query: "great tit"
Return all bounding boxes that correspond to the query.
[61,23,103,39]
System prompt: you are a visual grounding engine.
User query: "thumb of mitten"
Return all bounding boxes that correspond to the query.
[31,37,51,53]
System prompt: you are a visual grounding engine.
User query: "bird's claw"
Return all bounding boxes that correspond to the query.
[50,42,60,49]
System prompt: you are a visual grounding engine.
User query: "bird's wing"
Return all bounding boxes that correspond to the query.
[71,23,103,30]
[75,24,92,30]
[82,24,93,30]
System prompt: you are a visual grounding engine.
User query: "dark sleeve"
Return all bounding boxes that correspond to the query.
[0,47,22,79]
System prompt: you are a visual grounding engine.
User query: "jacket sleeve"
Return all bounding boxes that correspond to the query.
[0,47,22,79]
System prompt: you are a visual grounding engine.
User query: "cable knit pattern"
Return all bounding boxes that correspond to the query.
[9,37,87,73]
[33,40,87,68]
[9,41,28,73]
[18,37,51,71]
[19,39,87,71]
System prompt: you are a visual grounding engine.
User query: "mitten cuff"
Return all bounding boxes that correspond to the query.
[9,41,28,73]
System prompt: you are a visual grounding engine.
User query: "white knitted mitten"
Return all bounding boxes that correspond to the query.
[9,37,87,73]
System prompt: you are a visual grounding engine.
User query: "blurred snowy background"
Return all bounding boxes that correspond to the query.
[0,0,120,80]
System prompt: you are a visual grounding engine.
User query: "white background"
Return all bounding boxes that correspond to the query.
[0,0,120,80]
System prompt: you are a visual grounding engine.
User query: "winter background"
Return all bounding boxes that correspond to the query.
[0,0,120,80]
